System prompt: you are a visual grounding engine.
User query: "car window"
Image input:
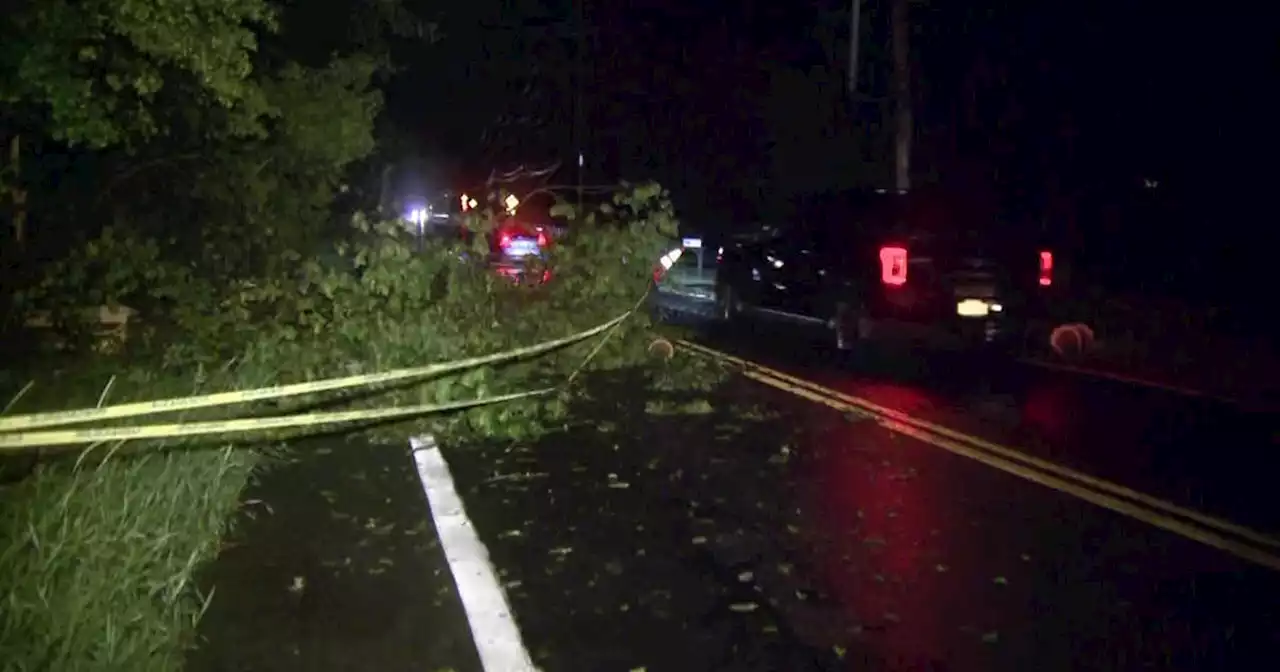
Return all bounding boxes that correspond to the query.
[673,245,715,269]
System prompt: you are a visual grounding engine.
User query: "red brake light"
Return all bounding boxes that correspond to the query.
[1039,250,1053,286]
[879,246,908,286]
[498,231,513,249]
[536,230,549,247]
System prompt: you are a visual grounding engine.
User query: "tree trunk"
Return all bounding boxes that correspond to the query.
[6,134,27,246]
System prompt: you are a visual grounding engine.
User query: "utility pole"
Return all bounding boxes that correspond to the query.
[574,0,586,217]
[890,0,912,192]
[848,0,862,96]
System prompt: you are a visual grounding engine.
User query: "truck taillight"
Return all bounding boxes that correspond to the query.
[1039,250,1053,286]
[879,246,908,286]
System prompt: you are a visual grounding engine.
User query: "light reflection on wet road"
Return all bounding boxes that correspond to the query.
[696,321,1280,535]
[679,320,1280,669]
[781,395,1280,670]
[438,317,1280,670]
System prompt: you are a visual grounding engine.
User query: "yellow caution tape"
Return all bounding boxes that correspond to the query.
[0,311,631,433]
[0,388,555,450]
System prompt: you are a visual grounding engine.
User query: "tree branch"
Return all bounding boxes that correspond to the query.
[94,153,206,206]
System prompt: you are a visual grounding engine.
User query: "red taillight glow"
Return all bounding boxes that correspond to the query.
[879,246,908,286]
[498,231,513,249]
[536,230,549,247]
[1039,250,1053,286]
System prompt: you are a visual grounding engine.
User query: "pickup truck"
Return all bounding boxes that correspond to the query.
[714,188,1058,353]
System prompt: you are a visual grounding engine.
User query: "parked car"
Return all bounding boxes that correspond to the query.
[650,235,719,320]
[487,216,554,284]
[406,189,559,285]
[714,187,1058,353]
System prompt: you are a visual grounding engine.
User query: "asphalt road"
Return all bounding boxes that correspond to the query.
[188,438,483,672]
[191,312,1280,671]
[690,319,1280,537]
[445,338,1279,670]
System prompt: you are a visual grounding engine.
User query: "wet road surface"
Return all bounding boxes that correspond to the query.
[188,439,483,672]
[689,320,1280,536]
[190,318,1280,670]
[441,366,1280,670]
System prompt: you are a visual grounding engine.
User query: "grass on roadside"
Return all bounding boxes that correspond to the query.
[0,330,719,672]
[0,358,278,672]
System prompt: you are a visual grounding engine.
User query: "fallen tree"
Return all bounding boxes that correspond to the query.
[0,2,723,668]
[0,180,726,670]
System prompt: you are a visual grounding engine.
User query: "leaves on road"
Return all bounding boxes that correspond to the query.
[644,399,714,415]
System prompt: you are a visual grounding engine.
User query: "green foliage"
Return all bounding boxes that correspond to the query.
[185,54,384,274]
[17,227,199,312]
[1,2,391,290]
[16,181,687,442]
[3,181,708,671]
[261,57,381,166]
[0,360,274,672]
[0,0,277,147]
[2,4,722,671]
[216,182,679,444]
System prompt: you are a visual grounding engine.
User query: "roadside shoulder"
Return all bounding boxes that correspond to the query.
[187,438,482,672]
[1033,294,1278,408]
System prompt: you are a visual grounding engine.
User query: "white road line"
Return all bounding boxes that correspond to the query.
[409,435,538,672]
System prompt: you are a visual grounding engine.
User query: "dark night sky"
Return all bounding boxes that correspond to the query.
[385,0,1275,298]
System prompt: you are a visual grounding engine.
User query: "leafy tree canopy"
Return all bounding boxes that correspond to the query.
[0,0,435,275]
[0,0,277,147]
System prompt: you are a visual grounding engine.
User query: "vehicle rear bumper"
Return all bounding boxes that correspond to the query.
[492,261,551,284]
